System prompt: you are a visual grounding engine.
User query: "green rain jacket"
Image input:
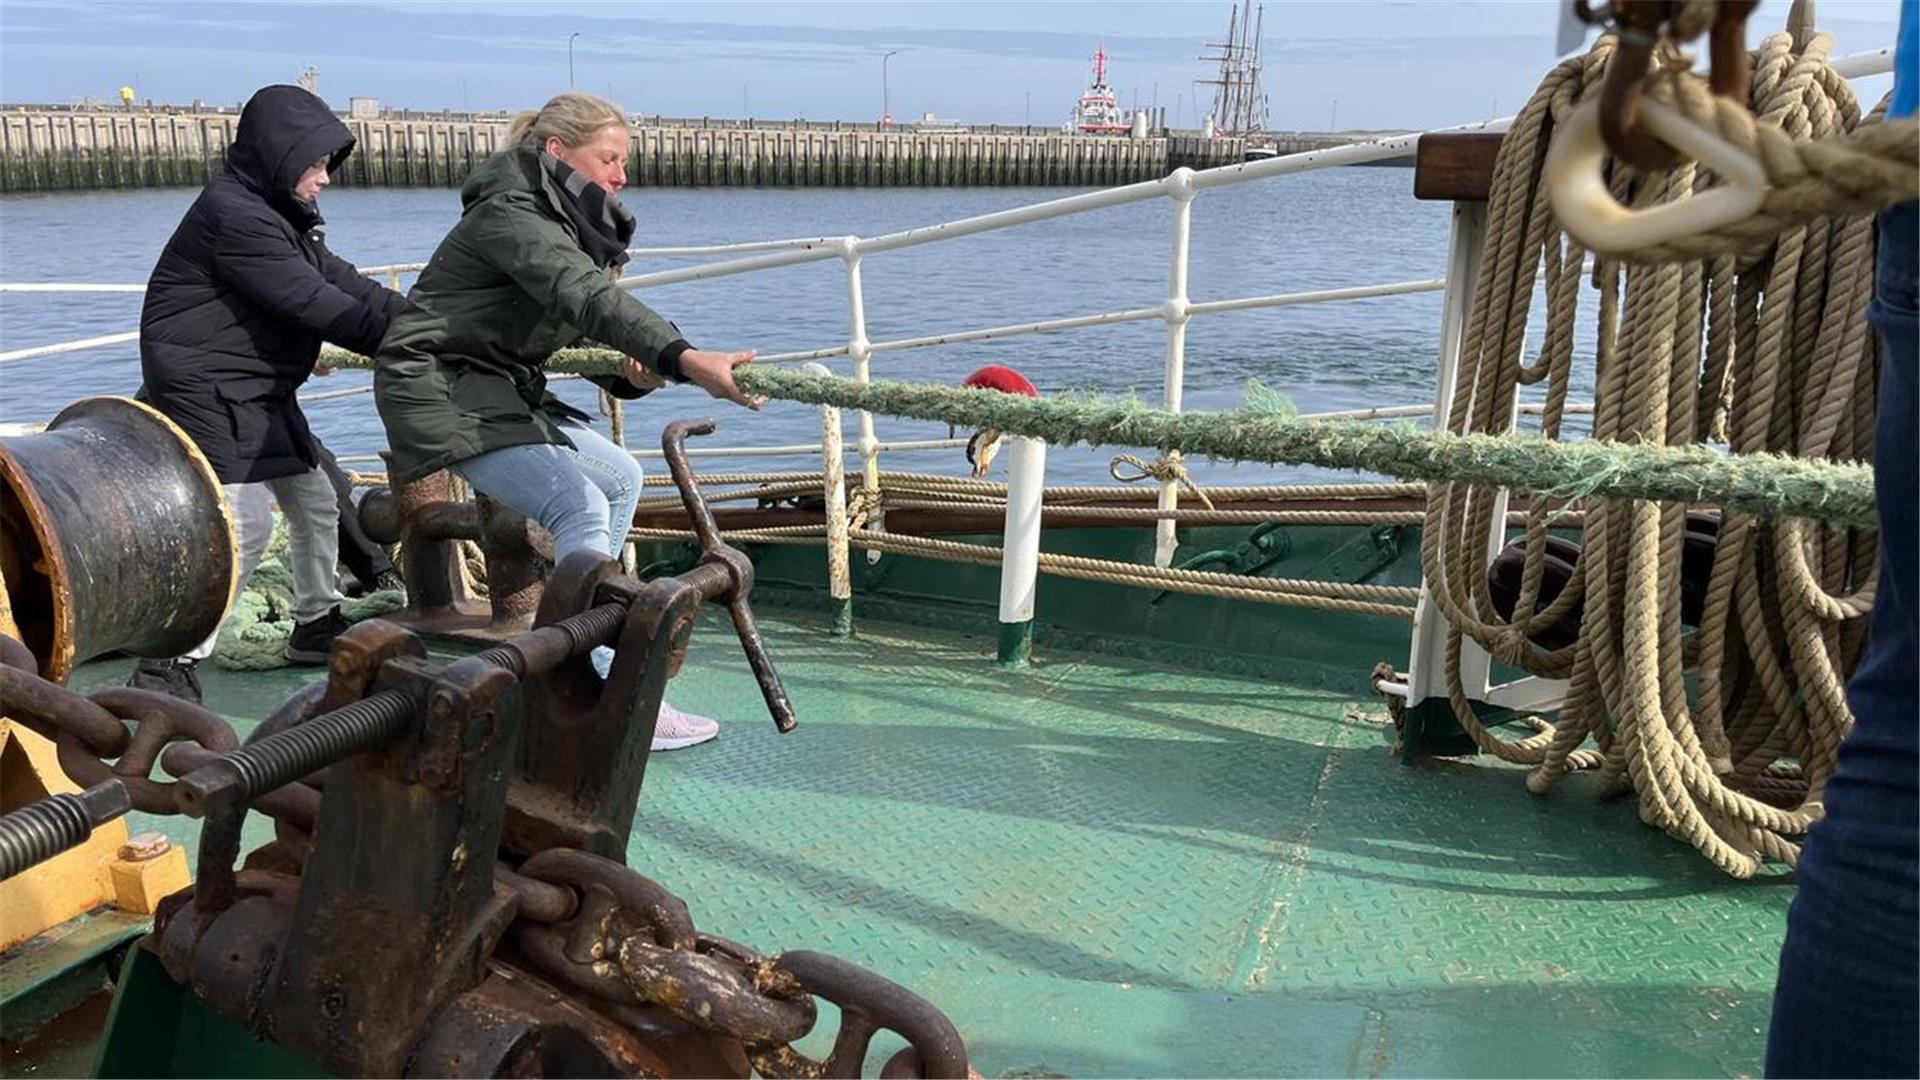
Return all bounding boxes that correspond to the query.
[374,142,685,483]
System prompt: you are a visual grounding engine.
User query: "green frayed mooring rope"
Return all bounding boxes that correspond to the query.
[731,368,1878,528]
[318,347,1877,528]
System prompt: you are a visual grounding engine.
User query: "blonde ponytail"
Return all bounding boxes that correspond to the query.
[508,92,628,151]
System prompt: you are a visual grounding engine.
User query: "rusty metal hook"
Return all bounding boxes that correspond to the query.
[661,419,799,734]
[1587,0,1758,171]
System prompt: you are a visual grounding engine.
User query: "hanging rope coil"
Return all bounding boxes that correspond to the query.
[1425,28,1883,876]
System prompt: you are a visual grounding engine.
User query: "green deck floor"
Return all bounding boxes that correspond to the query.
[70,610,1794,1078]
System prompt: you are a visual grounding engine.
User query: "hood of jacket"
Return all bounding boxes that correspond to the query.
[226,85,355,228]
[458,139,562,213]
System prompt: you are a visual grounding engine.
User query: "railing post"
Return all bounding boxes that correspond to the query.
[841,238,883,563]
[997,436,1046,666]
[1156,168,1197,568]
[803,362,854,636]
[1401,199,1493,757]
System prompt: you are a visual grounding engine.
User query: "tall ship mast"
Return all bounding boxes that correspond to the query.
[1197,0,1268,137]
[1069,43,1129,136]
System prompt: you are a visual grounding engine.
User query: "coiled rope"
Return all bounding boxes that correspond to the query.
[1424,29,1885,876]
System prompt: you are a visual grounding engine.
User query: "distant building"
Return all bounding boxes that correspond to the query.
[349,97,380,119]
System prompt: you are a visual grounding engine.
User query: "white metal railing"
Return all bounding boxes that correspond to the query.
[585,114,1513,566]
[0,45,1891,659]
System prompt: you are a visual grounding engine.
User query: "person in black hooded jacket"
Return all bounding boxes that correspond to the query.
[130,84,407,702]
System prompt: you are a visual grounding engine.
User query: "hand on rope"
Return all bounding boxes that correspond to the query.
[1108,452,1216,510]
[622,355,669,390]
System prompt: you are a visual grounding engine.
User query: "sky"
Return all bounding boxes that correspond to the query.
[0,1,1902,131]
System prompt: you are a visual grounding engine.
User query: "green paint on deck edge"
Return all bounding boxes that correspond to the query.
[997,619,1033,666]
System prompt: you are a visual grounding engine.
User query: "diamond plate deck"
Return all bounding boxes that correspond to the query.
[71,610,1793,1077]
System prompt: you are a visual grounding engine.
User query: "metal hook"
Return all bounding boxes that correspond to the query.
[1545,95,1769,254]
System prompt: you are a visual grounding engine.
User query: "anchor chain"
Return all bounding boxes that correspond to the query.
[0,645,277,819]
[507,847,968,1079]
[1,634,967,1078]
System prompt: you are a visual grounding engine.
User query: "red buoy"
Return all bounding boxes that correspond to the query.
[961,365,1039,397]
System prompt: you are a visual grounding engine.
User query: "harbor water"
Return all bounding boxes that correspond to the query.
[0,169,1591,485]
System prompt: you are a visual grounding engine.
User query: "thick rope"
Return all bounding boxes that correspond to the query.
[716,368,1879,527]
[1435,30,1878,876]
[316,347,1879,529]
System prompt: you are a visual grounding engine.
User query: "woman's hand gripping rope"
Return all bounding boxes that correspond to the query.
[680,348,765,410]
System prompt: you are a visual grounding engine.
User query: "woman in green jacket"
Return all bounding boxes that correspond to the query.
[374,92,754,750]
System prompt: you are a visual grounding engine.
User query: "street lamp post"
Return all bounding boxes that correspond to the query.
[568,32,580,88]
[881,50,898,129]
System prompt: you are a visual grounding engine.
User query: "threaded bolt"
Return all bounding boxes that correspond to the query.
[172,601,630,818]
[175,689,416,816]
[0,781,131,881]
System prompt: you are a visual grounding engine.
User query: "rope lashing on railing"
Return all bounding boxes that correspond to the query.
[1109,453,1215,510]
[1426,27,1884,877]
[314,346,1877,528]
[624,523,1422,620]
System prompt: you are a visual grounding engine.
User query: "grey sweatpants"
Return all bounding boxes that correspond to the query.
[185,466,343,660]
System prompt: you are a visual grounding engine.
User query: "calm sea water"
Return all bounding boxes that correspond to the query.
[0,171,1581,484]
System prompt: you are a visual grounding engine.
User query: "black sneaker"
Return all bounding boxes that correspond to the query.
[369,570,404,594]
[127,658,203,705]
[286,607,350,664]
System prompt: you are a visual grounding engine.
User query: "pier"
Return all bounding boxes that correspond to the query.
[0,108,1304,192]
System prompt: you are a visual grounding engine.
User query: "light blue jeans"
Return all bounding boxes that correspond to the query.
[187,466,343,661]
[451,418,642,676]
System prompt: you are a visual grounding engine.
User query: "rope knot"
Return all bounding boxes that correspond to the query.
[846,486,880,530]
[1108,453,1215,510]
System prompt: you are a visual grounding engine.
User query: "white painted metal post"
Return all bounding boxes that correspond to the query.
[841,238,883,564]
[997,436,1046,665]
[802,361,854,636]
[1156,168,1196,568]
[1405,202,1486,716]
[1401,202,1568,731]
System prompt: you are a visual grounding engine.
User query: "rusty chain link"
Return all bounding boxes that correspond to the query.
[0,651,131,758]
[0,633,314,824]
[56,688,239,814]
[507,847,967,1078]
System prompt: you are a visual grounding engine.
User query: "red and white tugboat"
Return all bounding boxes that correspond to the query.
[1069,44,1129,135]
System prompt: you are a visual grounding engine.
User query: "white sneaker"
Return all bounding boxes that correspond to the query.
[651,702,720,751]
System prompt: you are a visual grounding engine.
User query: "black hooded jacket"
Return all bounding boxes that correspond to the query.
[139,85,407,483]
